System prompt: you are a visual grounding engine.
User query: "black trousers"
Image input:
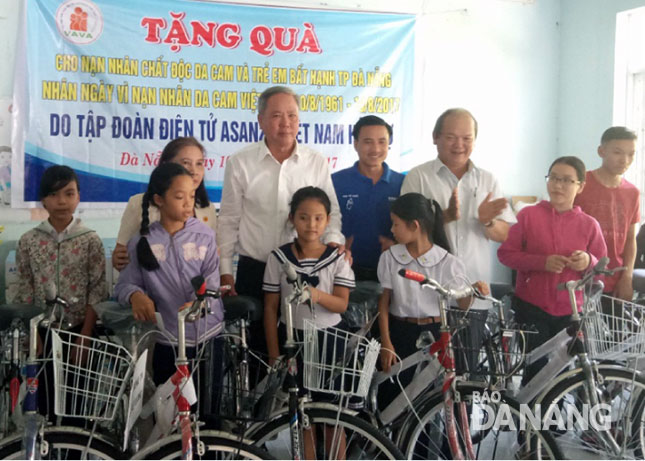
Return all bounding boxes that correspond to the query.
[377,316,441,411]
[513,296,571,384]
[235,255,268,358]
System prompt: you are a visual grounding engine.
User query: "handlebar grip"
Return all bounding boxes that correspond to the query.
[398,268,427,283]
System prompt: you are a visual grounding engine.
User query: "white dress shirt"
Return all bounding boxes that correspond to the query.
[377,243,468,318]
[401,158,516,309]
[218,141,344,275]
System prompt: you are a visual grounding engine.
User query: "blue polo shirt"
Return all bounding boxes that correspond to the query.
[332,162,404,270]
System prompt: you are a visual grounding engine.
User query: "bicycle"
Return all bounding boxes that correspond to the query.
[0,290,120,459]
[44,278,274,460]
[362,269,561,459]
[490,257,645,459]
[242,263,403,459]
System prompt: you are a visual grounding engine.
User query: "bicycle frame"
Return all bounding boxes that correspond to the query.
[22,302,61,460]
[281,280,310,461]
[510,259,628,455]
[375,273,477,460]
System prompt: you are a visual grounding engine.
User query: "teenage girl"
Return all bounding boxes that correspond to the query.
[262,186,355,459]
[498,156,607,382]
[112,136,217,270]
[377,193,488,408]
[114,162,224,388]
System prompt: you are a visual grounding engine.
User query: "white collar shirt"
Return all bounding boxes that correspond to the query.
[377,243,468,318]
[218,141,344,275]
[401,158,516,309]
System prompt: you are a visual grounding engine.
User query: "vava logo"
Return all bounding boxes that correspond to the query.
[55,0,103,45]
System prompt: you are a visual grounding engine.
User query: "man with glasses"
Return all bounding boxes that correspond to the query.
[401,108,516,375]
[574,126,641,301]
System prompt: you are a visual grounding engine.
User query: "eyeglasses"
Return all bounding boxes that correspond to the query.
[545,175,581,186]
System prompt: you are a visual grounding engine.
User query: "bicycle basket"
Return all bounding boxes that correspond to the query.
[302,319,380,398]
[52,330,133,421]
[583,295,645,360]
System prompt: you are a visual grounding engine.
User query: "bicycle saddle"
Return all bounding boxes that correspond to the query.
[0,304,45,330]
[223,295,263,322]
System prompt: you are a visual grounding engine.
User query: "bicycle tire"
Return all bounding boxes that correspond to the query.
[138,432,274,460]
[0,427,120,459]
[249,406,403,459]
[398,383,563,460]
[538,365,645,460]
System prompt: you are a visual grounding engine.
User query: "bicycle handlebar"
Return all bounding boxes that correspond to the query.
[398,269,474,300]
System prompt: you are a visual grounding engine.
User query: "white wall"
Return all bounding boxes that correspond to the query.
[558,0,645,167]
[4,0,638,283]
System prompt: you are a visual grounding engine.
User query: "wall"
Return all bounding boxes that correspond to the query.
[558,0,645,167]
[0,0,571,284]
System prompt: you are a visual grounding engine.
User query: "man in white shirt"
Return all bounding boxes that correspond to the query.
[401,108,516,374]
[218,86,344,300]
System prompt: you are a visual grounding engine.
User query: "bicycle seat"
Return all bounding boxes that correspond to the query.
[490,283,514,300]
[0,304,45,330]
[223,295,263,322]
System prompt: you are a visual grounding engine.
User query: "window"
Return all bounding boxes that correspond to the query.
[615,7,645,220]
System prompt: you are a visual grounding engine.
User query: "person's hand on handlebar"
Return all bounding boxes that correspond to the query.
[472,281,490,297]
[220,274,238,296]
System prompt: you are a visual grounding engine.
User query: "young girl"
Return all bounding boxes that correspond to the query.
[112,136,217,270]
[11,165,106,337]
[10,165,107,418]
[262,186,355,459]
[114,162,224,386]
[377,193,487,407]
[498,156,607,382]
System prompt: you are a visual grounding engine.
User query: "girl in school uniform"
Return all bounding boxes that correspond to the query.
[498,156,607,382]
[263,186,355,459]
[377,193,488,408]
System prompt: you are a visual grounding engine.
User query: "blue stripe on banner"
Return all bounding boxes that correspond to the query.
[23,153,223,203]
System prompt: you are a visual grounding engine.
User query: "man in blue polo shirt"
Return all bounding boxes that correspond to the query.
[332,115,404,281]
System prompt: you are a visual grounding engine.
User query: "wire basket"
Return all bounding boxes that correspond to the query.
[302,319,380,398]
[52,330,133,421]
[583,295,645,360]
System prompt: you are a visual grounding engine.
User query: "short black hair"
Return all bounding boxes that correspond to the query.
[39,165,79,200]
[601,126,637,144]
[549,156,586,182]
[352,115,392,140]
[432,108,478,139]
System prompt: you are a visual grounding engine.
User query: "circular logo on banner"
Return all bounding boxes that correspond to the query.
[55,0,103,45]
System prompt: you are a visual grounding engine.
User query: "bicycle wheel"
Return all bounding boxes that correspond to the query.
[538,366,645,459]
[398,384,562,460]
[137,431,274,460]
[0,427,120,459]
[249,406,403,459]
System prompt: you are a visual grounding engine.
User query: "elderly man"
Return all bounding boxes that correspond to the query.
[332,115,404,282]
[401,108,515,373]
[218,86,344,300]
